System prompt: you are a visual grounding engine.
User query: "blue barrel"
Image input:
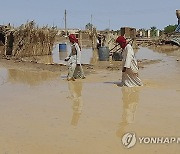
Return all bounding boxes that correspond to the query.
[59,43,67,52]
[98,46,110,61]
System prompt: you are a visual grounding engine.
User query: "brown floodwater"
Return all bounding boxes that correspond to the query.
[26,43,95,65]
[0,47,180,154]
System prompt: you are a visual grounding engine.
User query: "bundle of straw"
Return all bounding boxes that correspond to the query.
[12,21,57,58]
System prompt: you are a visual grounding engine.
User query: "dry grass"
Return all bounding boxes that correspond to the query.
[12,21,57,58]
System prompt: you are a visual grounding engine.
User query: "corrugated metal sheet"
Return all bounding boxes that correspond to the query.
[175,24,180,32]
[171,37,180,46]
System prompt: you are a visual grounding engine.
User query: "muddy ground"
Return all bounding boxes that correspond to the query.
[0,46,180,154]
[0,53,161,73]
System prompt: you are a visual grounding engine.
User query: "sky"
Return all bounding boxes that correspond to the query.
[0,0,180,30]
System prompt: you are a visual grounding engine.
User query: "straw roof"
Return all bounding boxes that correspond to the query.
[12,21,58,57]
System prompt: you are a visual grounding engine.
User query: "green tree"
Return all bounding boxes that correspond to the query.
[164,24,177,34]
[150,26,157,31]
[85,23,93,30]
[150,26,157,37]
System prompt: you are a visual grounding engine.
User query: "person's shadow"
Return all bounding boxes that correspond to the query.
[104,81,123,87]
[116,87,140,138]
[68,81,83,126]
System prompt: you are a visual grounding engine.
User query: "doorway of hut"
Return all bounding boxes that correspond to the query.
[6,32,14,55]
[0,32,5,55]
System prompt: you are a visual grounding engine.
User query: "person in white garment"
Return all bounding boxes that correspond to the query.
[116,36,143,87]
[65,34,85,81]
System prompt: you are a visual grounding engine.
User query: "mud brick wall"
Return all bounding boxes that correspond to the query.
[121,27,136,39]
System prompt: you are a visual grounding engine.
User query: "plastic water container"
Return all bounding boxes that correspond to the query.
[98,46,110,61]
[59,43,67,52]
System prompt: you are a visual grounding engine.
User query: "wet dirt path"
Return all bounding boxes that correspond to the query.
[0,47,180,154]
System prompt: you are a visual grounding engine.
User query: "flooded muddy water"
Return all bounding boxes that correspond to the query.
[31,43,94,65]
[0,47,180,154]
[135,47,166,60]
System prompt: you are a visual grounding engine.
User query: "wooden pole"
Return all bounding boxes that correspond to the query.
[65,9,67,36]
[91,14,93,30]
[91,14,93,48]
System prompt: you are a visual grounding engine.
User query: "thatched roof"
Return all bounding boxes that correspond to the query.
[12,21,58,57]
[0,21,58,58]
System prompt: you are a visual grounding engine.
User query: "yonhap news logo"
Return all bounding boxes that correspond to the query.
[122,132,137,148]
[122,132,180,149]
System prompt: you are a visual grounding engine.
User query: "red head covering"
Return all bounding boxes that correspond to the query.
[68,34,78,43]
[116,36,127,49]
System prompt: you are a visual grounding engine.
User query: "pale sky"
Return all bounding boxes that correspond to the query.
[0,0,179,30]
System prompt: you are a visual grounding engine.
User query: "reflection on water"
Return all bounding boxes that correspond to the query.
[26,43,172,65]
[59,52,68,61]
[90,49,99,64]
[81,48,93,64]
[34,55,54,64]
[135,47,165,60]
[7,69,59,86]
[0,68,8,86]
[27,45,168,66]
[152,46,180,59]
[116,87,140,138]
[33,43,94,65]
[136,46,180,62]
[68,81,83,126]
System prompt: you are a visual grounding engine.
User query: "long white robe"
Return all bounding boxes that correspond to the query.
[67,43,85,79]
[121,44,143,87]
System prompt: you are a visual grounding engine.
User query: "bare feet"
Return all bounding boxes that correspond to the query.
[67,77,75,81]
